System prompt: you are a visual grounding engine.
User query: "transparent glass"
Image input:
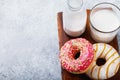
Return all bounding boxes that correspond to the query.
[63,0,87,37]
[86,0,116,9]
[90,2,120,43]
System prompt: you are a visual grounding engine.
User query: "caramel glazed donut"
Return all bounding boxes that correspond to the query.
[86,43,120,80]
[59,38,94,74]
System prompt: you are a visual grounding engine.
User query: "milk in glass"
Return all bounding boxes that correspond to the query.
[90,3,120,43]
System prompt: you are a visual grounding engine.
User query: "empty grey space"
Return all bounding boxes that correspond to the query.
[0,0,119,80]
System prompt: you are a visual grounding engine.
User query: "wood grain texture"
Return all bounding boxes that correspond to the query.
[57,10,120,80]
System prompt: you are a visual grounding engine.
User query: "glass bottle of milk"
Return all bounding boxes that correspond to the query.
[63,0,87,37]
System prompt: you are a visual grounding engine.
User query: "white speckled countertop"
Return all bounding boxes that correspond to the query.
[0,0,119,80]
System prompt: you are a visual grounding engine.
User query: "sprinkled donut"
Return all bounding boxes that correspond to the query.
[86,43,120,79]
[59,38,94,74]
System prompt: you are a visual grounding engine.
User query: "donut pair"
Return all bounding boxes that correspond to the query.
[59,38,120,79]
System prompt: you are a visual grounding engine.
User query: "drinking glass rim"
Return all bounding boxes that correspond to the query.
[90,2,120,33]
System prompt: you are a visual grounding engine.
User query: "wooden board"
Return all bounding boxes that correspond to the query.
[57,10,120,80]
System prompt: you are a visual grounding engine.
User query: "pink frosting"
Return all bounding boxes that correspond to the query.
[59,38,94,73]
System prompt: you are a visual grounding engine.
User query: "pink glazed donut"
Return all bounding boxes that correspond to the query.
[59,38,94,74]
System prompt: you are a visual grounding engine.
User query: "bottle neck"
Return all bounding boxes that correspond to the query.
[67,0,83,11]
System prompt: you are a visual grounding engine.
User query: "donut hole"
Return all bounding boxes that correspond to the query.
[96,58,106,66]
[74,52,80,59]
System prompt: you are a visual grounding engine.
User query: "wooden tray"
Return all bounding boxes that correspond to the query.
[57,10,120,80]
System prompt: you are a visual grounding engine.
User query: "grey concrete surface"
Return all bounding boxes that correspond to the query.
[0,0,119,80]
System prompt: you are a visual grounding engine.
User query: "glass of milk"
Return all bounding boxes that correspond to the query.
[63,0,87,37]
[90,2,120,43]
